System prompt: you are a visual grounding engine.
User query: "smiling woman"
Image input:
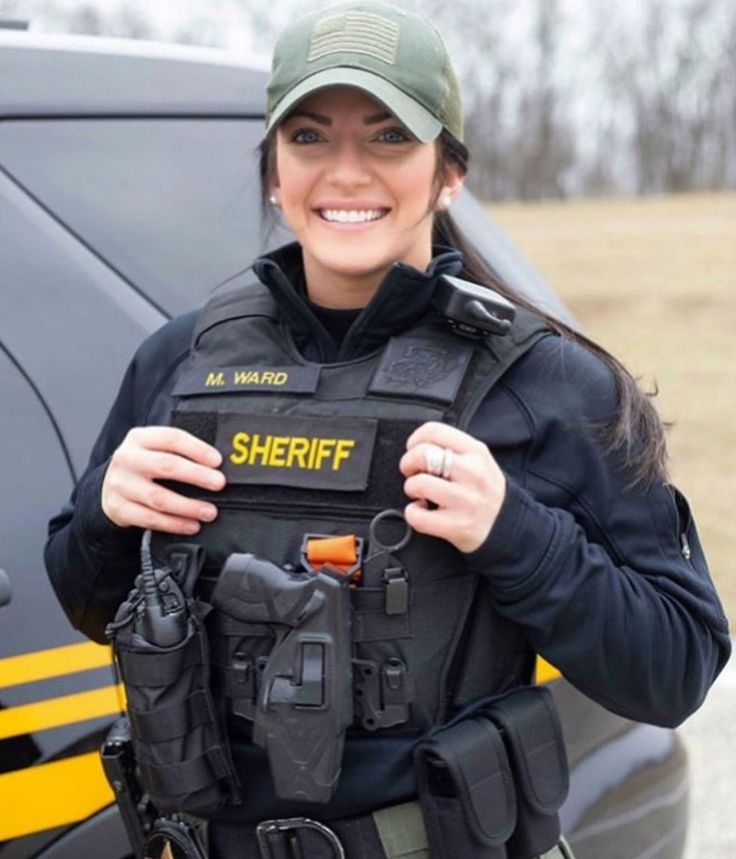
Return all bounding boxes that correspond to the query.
[270,86,462,307]
[44,2,730,859]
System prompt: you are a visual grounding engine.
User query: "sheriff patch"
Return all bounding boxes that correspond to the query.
[216,414,377,491]
[173,365,321,396]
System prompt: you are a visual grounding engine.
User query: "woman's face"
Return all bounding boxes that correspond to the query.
[273,86,462,305]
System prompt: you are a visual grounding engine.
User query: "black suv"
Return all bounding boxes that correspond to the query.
[0,29,687,859]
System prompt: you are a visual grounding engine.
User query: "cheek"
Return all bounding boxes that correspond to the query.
[393,152,441,208]
[275,157,312,219]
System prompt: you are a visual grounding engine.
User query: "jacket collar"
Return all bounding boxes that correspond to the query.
[252,242,464,362]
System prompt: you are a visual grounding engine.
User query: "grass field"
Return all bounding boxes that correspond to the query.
[488,192,735,626]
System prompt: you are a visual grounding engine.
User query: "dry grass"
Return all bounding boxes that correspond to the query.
[488,192,735,626]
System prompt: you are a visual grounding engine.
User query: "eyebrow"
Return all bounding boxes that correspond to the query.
[284,110,393,126]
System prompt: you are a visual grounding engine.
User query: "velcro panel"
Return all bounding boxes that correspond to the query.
[171,412,418,512]
[215,414,377,491]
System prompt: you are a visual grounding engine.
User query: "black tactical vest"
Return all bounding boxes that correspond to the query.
[155,278,549,739]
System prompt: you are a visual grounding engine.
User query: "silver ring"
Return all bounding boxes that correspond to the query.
[441,448,454,480]
[423,444,445,477]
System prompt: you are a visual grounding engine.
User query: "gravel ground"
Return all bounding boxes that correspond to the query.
[681,649,736,858]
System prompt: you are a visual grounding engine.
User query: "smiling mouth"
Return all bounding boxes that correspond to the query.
[318,208,389,224]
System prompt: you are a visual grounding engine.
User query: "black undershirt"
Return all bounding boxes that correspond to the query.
[307,300,362,349]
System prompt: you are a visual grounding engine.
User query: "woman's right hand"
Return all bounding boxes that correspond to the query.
[101,427,226,535]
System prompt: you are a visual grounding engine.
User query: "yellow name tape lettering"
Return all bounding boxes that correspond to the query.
[205,371,225,387]
[232,370,288,386]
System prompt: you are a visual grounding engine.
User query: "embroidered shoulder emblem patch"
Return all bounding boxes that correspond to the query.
[369,337,473,404]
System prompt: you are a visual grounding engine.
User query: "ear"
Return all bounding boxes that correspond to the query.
[435,163,464,211]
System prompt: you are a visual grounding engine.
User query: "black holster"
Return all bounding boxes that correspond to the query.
[113,600,240,816]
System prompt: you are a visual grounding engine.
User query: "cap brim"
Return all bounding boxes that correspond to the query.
[267,67,442,143]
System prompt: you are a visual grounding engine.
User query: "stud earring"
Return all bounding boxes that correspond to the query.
[269,191,281,207]
[437,191,452,211]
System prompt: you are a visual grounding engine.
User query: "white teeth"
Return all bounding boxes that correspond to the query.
[321,209,385,223]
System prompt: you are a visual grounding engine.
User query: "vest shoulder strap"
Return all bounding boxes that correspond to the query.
[436,305,553,429]
[191,280,277,348]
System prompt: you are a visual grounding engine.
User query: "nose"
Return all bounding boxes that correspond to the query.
[325,140,371,189]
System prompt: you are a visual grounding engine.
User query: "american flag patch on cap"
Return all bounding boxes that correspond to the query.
[308,11,400,64]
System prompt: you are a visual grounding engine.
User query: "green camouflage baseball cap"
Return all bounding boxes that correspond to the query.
[266,0,463,143]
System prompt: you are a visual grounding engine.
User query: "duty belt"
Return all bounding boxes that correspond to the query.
[203,802,576,859]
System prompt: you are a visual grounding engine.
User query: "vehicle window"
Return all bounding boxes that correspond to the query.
[0,119,265,317]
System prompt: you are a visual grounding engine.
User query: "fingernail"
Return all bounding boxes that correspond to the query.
[201,506,217,521]
[208,450,222,467]
[185,522,200,534]
[208,473,225,490]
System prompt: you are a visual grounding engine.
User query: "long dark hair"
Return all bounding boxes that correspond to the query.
[258,131,668,487]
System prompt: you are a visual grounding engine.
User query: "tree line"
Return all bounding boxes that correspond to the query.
[5,0,734,201]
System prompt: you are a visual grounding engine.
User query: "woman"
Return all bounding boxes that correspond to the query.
[46,2,729,858]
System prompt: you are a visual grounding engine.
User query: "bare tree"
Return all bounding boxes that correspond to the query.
[11,0,734,200]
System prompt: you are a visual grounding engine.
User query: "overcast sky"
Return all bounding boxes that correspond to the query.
[4,0,615,53]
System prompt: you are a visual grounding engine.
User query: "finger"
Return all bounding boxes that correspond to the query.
[404,472,465,508]
[112,499,204,535]
[129,426,222,467]
[404,499,463,544]
[124,448,226,491]
[400,443,451,478]
[123,476,219,523]
[400,443,476,484]
[406,421,485,455]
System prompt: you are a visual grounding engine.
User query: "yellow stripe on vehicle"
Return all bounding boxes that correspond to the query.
[0,641,112,690]
[0,684,124,740]
[0,751,114,841]
[536,655,561,684]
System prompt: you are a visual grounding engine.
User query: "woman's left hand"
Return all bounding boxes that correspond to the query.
[399,421,506,553]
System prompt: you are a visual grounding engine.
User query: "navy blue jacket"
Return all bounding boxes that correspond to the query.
[46,244,730,744]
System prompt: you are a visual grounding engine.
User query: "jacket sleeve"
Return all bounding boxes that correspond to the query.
[465,335,731,728]
[44,314,195,644]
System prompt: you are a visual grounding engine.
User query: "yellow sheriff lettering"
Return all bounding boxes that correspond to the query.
[333,439,355,470]
[230,432,250,465]
[228,433,356,471]
[248,433,272,464]
[268,436,289,467]
[286,437,311,468]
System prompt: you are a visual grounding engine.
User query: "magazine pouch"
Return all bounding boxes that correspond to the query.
[113,600,240,816]
[484,687,569,859]
[414,716,516,858]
